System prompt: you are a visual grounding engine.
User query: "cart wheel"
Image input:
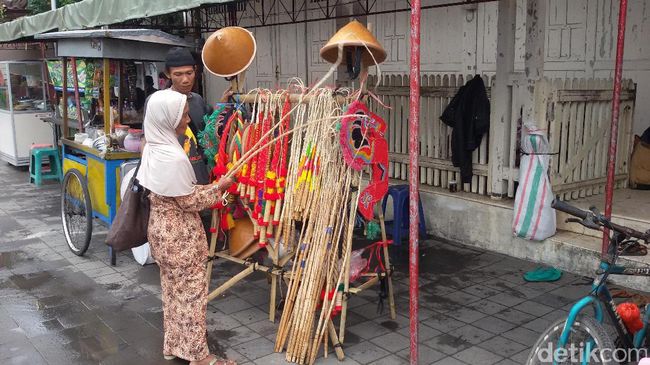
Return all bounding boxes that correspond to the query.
[61,169,93,256]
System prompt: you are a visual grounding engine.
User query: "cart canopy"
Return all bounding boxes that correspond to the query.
[0,0,231,43]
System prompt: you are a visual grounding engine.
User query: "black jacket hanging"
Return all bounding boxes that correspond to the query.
[440,75,490,184]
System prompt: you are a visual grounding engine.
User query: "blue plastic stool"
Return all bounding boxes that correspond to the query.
[381,184,427,247]
[29,145,63,187]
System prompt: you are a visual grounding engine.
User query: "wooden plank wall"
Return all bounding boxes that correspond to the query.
[368,74,493,194]
[546,78,636,201]
[369,74,637,202]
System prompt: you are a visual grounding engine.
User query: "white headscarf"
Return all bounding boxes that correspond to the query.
[137,89,196,197]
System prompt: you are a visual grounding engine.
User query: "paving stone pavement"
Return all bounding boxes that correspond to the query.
[0,162,647,365]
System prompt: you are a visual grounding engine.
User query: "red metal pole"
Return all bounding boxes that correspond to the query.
[601,0,628,257]
[408,0,421,363]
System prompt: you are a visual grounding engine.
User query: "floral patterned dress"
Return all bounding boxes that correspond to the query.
[147,184,219,362]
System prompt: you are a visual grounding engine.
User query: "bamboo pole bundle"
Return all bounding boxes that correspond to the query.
[307,173,360,364]
[207,80,383,364]
[288,163,346,362]
[265,89,369,365]
[275,92,334,353]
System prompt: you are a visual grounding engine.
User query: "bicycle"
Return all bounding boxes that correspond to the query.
[527,199,650,365]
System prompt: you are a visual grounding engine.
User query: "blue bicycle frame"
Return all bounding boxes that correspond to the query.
[555,233,650,364]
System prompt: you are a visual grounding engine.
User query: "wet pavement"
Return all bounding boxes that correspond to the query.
[0,161,645,365]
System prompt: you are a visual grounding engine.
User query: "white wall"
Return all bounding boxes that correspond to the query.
[204,0,650,135]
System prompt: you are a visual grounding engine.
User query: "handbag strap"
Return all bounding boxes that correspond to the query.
[132,158,143,179]
[130,158,146,191]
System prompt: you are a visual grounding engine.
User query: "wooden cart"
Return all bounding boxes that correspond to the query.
[35,29,191,265]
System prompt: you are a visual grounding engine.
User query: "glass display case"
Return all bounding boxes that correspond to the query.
[0,61,52,166]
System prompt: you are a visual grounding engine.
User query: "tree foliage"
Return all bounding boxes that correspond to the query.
[28,0,81,15]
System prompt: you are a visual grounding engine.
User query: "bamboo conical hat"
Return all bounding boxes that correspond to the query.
[228,217,261,259]
[320,20,386,67]
[202,27,257,78]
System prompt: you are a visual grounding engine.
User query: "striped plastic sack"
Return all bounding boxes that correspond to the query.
[512,126,556,241]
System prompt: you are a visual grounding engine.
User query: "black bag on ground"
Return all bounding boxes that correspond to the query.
[106,161,150,251]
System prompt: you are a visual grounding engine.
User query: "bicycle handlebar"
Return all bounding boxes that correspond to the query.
[551,199,588,220]
[551,199,649,241]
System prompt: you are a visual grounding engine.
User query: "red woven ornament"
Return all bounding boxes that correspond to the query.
[263,171,278,200]
[339,101,389,220]
[271,97,291,173]
[255,111,272,188]
[212,111,237,181]
[253,110,272,221]
[264,97,289,205]
[277,98,291,187]
[247,121,261,202]
[229,110,245,194]
[267,97,291,228]
[209,112,238,231]
[238,124,255,186]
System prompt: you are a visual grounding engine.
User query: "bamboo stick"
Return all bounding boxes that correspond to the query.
[378,207,397,320]
[234,92,348,105]
[206,210,220,289]
[207,265,255,301]
[328,320,345,361]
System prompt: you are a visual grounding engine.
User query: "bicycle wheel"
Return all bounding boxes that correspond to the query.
[61,169,93,256]
[527,317,616,365]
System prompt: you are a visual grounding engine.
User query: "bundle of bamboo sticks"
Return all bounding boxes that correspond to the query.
[212,85,365,364]
[272,90,360,365]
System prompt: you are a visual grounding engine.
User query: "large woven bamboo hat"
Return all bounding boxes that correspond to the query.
[320,20,386,67]
[228,218,261,259]
[202,27,257,78]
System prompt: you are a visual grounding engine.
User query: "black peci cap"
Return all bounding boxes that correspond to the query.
[165,47,196,69]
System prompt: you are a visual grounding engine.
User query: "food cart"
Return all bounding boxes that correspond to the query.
[35,29,191,265]
[0,60,53,166]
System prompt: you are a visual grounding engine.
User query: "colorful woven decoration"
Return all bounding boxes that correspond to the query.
[199,104,229,170]
[230,109,245,168]
[211,110,241,231]
[339,101,388,220]
[253,108,273,241]
[271,96,291,227]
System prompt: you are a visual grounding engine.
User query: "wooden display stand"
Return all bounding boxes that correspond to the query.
[205,201,395,359]
[204,76,395,361]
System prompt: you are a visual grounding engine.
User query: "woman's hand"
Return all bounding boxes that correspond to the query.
[219,87,233,103]
[215,176,234,192]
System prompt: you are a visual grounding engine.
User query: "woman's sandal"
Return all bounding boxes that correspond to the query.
[186,356,236,365]
[209,358,237,365]
[210,358,237,365]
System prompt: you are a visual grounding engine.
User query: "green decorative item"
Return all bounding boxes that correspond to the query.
[524,267,562,282]
[199,104,228,170]
[365,220,381,240]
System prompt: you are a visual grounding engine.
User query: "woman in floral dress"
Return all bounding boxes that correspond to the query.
[137,90,235,365]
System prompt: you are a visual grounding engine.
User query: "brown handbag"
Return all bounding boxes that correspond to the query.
[106,161,150,251]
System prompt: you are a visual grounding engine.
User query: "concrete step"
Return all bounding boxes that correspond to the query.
[557,210,650,239]
[418,186,650,292]
[547,230,650,291]
[556,190,650,238]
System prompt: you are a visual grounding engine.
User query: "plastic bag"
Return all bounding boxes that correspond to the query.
[512,126,556,241]
[120,168,155,266]
[348,249,368,283]
[617,302,643,334]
